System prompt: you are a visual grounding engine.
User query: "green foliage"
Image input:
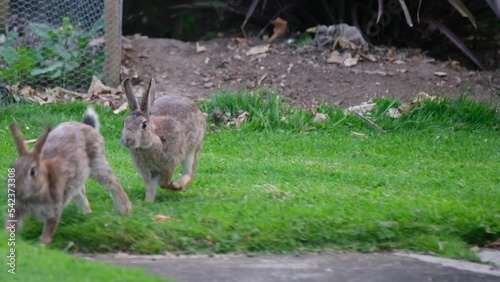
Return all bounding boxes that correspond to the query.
[202,90,318,132]
[287,33,313,48]
[0,31,38,85]
[371,95,499,131]
[202,90,498,134]
[0,16,104,91]
[0,94,498,261]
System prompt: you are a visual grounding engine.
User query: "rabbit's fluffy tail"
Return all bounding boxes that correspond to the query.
[83,107,100,131]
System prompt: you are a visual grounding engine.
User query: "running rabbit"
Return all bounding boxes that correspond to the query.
[120,78,206,202]
[5,107,132,245]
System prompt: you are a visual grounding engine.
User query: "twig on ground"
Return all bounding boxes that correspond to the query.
[24,139,37,144]
[113,102,129,115]
[353,111,386,133]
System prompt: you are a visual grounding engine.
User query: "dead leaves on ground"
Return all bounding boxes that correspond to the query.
[209,110,250,131]
[268,17,288,43]
[2,76,134,114]
[196,42,208,53]
[246,44,269,56]
[154,215,173,222]
[386,92,444,118]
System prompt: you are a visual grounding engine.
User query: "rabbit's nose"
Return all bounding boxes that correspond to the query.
[122,138,133,146]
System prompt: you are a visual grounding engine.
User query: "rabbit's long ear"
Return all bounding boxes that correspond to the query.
[141,78,156,117]
[32,125,51,162]
[9,124,28,156]
[123,78,140,112]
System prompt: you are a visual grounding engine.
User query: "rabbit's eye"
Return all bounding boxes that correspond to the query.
[142,121,148,129]
[30,167,36,176]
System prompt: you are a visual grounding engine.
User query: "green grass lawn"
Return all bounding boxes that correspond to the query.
[0,91,498,266]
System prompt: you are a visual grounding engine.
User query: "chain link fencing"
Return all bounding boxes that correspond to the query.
[0,0,122,96]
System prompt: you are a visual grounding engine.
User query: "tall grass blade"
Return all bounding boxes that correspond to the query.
[377,0,383,23]
[417,0,422,23]
[447,0,477,28]
[484,0,500,18]
[242,0,262,31]
[399,0,414,27]
[421,18,484,70]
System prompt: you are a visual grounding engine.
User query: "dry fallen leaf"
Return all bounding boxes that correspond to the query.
[268,17,288,43]
[413,92,444,103]
[398,103,414,113]
[312,113,329,123]
[334,37,359,50]
[410,55,423,62]
[154,215,173,222]
[87,76,114,97]
[235,111,249,127]
[350,131,368,138]
[327,51,344,64]
[233,37,249,45]
[20,86,35,97]
[434,71,447,77]
[246,45,269,56]
[343,57,358,67]
[358,52,377,62]
[196,42,208,53]
[414,92,431,103]
[345,103,376,115]
[387,108,402,118]
[306,26,317,33]
[113,102,129,115]
[447,60,460,70]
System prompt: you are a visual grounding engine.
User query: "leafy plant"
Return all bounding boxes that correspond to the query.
[0,30,38,85]
[29,16,105,90]
[0,16,104,91]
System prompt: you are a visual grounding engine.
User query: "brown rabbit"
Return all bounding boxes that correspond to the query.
[5,107,132,245]
[120,78,206,202]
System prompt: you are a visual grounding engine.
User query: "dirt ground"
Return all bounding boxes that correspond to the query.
[122,35,500,109]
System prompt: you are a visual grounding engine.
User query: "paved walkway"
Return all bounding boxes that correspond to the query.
[81,250,500,282]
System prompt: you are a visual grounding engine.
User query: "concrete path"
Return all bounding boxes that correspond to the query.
[80,250,500,282]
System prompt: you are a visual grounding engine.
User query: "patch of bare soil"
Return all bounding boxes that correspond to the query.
[122,35,499,108]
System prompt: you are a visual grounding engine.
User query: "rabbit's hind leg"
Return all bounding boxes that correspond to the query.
[73,186,92,214]
[159,166,180,191]
[169,146,201,190]
[90,156,132,215]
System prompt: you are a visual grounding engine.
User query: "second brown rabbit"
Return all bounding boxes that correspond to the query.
[121,78,206,202]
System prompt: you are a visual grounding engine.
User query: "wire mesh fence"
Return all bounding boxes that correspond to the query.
[0,0,122,94]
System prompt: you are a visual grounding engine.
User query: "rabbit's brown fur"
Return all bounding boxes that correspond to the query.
[5,107,132,245]
[121,78,206,202]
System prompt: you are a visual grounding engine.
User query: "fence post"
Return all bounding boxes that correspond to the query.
[0,0,9,33]
[104,0,121,87]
